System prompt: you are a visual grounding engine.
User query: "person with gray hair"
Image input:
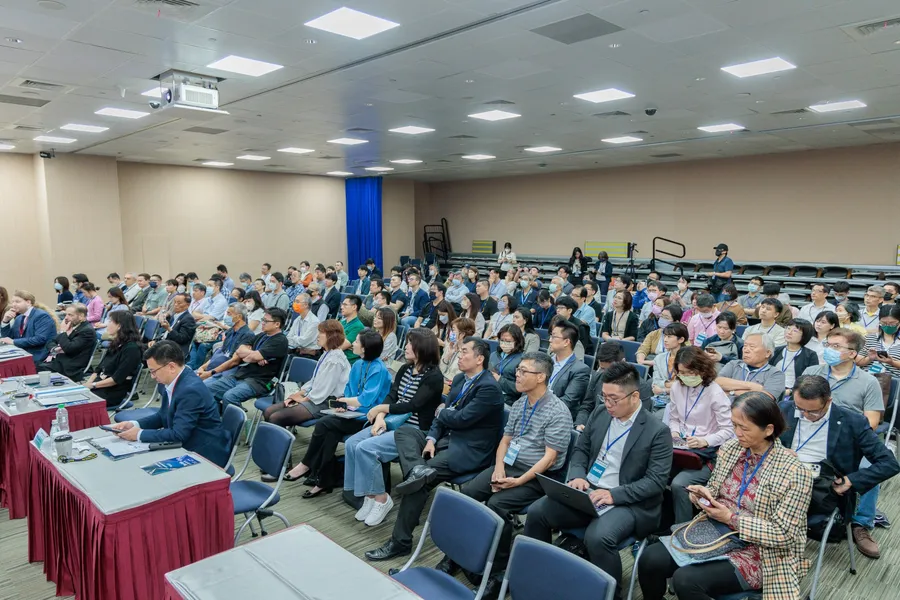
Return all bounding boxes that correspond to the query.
[39,302,96,380]
[196,300,255,378]
[861,285,885,333]
[306,282,330,322]
[286,292,321,356]
[716,332,785,400]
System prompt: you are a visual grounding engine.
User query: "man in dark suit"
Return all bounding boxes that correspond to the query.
[524,362,672,598]
[576,341,653,429]
[156,293,196,357]
[548,319,591,420]
[555,296,595,356]
[39,303,96,379]
[0,291,57,364]
[321,273,342,319]
[366,258,383,280]
[111,341,231,467]
[365,337,505,561]
[781,375,899,559]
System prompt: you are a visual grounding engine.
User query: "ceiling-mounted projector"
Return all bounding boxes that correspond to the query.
[149,69,223,112]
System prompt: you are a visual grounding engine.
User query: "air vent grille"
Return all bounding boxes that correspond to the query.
[136,0,200,7]
[448,134,477,139]
[484,99,515,105]
[770,108,810,115]
[18,79,65,91]
[846,16,900,38]
[593,111,630,118]
[0,95,50,108]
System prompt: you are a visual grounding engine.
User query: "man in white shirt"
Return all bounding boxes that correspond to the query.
[444,272,468,305]
[286,293,320,356]
[488,268,506,300]
[260,262,274,286]
[742,298,786,347]
[799,283,835,323]
[193,276,228,322]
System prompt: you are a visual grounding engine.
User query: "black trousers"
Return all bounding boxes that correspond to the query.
[302,415,366,489]
[461,464,545,568]
[637,541,745,600]
[523,497,637,599]
[391,427,457,547]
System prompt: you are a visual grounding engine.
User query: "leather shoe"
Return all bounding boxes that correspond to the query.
[481,572,504,600]
[435,554,460,576]
[852,525,881,559]
[396,465,437,496]
[365,539,411,562]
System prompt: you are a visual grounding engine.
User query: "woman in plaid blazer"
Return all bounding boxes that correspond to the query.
[638,392,814,600]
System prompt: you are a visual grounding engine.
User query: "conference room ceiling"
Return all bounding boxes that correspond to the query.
[1,0,900,181]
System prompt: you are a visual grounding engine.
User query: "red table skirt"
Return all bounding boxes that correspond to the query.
[0,355,37,378]
[0,401,109,519]
[164,579,181,599]
[28,445,234,600]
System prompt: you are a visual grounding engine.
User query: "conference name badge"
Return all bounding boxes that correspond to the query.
[696,333,708,346]
[503,441,520,466]
[587,456,609,486]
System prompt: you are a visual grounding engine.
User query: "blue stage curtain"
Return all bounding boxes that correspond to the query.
[345,177,383,274]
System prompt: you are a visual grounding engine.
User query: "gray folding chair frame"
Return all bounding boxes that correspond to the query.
[109,364,144,413]
[808,506,856,600]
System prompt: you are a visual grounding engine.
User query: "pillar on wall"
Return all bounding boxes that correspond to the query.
[346,177,384,273]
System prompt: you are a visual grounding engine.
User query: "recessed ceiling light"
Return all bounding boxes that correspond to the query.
[390,159,423,164]
[305,7,399,40]
[327,171,354,176]
[34,135,76,143]
[462,154,495,160]
[808,100,867,113]
[697,123,745,133]
[695,77,706,81]
[601,136,642,144]
[389,125,435,135]
[141,87,161,98]
[366,166,394,172]
[60,123,109,133]
[524,146,562,153]
[0,143,15,150]
[328,137,368,145]
[573,88,635,104]
[609,43,621,48]
[203,161,234,167]
[207,55,284,77]
[236,155,271,161]
[95,107,149,119]
[465,79,474,83]
[721,57,796,78]
[278,147,315,154]
[468,110,520,121]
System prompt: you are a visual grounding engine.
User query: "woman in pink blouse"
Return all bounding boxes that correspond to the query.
[81,282,105,324]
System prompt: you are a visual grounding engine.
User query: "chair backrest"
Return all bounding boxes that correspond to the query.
[221,404,247,464]
[628,361,648,379]
[142,319,159,343]
[504,536,616,600]
[83,336,101,376]
[250,422,295,478]
[427,488,504,575]
[486,339,499,355]
[535,328,549,341]
[113,363,144,411]
[287,356,317,385]
[560,429,580,479]
[735,325,747,337]
[583,355,595,370]
[134,314,147,332]
[619,340,639,362]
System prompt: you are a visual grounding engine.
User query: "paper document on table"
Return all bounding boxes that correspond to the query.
[91,435,151,457]
[34,392,91,407]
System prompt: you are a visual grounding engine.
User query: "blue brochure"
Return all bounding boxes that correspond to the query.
[141,454,200,476]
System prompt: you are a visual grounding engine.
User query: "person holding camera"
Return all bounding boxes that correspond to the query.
[706,243,734,302]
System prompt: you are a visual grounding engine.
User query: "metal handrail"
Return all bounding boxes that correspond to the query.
[651,236,685,281]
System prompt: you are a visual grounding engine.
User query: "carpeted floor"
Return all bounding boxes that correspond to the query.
[2,380,899,600]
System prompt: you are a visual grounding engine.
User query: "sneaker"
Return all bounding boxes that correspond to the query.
[875,511,892,530]
[365,495,395,527]
[355,497,375,522]
[851,525,881,559]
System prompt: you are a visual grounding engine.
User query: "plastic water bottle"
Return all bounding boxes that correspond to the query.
[56,404,69,434]
[15,378,26,396]
[48,419,59,456]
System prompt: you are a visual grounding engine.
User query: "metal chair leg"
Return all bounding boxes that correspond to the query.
[810,511,839,600]
[627,539,646,600]
[846,520,857,575]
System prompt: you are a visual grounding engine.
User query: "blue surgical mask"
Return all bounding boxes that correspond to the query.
[657,318,672,328]
[224,315,234,327]
[267,281,277,291]
[823,347,844,366]
[449,331,457,343]
[498,301,508,312]
[54,282,63,291]
[149,281,158,289]
[747,283,759,293]
[439,315,449,324]
[520,280,530,289]
[548,283,558,294]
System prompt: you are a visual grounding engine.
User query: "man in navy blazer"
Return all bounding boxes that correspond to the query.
[111,341,231,468]
[156,293,196,357]
[366,337,505,561]
[0,291,57,364]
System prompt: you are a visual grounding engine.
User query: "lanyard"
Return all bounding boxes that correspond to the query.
[862,313,878,329]
[780,349,800,373]
[880,336,899,353]
[518,400,542,439]
[312,350,329,381]
[601,423,632,460]
[738,445,772,509]
[497,353,515,374]
[742,364,770,383]
[539,310,551,329]
[356,361,372,396]
[400,369,420,399]
[549,355,575,385]
[450,371,484,408]
[614,311,627,335]
[684,386,706,422]
[796,418,829,452]
[827,365,856,393]
[253,334,272,351]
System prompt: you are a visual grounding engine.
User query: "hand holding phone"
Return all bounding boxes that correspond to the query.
[99,424,122,433]
[329,399,347,410]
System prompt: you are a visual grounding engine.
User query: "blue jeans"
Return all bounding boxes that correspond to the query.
[188,342,214,370]
[205,375,257,409]
[343,427,402,497]
[400,315,418,329]
[852,457,879,529]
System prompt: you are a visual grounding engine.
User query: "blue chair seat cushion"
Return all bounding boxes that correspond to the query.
[230,480,280,514]
[254,395,276,412]
[111,401,134,413]
[113,407,156,423]
[449,472,478,486]
[299,418,319,428]
[392,567,475,600]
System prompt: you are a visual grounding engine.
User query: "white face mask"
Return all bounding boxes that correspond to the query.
[499,341,515,353]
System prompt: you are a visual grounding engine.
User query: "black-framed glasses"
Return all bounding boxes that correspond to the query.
[147,363,169,376]
[603,390,637,406]
[261,318,276,324]
[515,368,541,376]
[798,407,828,419]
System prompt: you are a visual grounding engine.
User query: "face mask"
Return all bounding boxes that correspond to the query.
[715,250,723,257]
[648,291,659,301]
[700,311,714,320]
[834,294,847,303]
[548,284,558,294]
[224,315,234,327]
[244,302,253,309]
[439,315,449,324]
[461,301,469,311]
[658,318,672,328]
[267,282,277,291]
[54,283,63,291]
[747,283,759,293]
[678,374,703,387]
[651,305,663,316]
[428,292,436,301]
[448,331,457,343]
[677,283,687,291]
[149,281,158,289]
[497,301,508,312]
[823,347,845,366]
[882,324,900,335]
[520,280,530,289]
[499,341,515,353]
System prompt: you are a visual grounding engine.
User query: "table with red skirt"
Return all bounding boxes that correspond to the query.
[0,353,37,378]
[28,426,234,600]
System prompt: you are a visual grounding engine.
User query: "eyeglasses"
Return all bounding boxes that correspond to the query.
[515,368,542,376]
[603,391,636,406]
[797,407,828,419]
[549,335,565,341]
[822,342,851,351]
[147,364,169,377]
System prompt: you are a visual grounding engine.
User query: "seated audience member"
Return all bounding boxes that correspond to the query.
[439,317,476,391]
[107,272,124,291]
[280,330,393,495]
[858,304,900,378]
[460,292,485,337]
[526,362,671,597]
[111,341,231,466]
[600,290,638,343]
[770,318,819,393]
[39,303,96,380]
[412,282,441,329]
[372,307,398,363]
[462,265,478,293]
[737,275,765,312]
[339,295,365,364]
[284,269,304,304]
[128,273,152,312]
[783,375,900,559]
[884,282,899,305]
[203,308,289,409]
[156,293,197,357]
[252,278,266,299]
[512,307,539,353]
[556,296,595,355]
[668,346,734,523]
[0,290,58,363]
[188,283,206,315]
[799,283,835,322]
[489,324,526,405]
[265,272,293,313]
[584,281,603,316]
[260,262,274,286]
[638,392,812,600]
[424,263,441,288]
[686,293,719,347]
[809,310,839,359]
[836,300,868,337]
[72,273,89,304]
[297,261,314,287]
[388,273,409,315]
[162,279,179,315]
[320,272,341,319]
[572,285,598,334]
[192,276,228,322]
[754,282,793,325]
[54,276,74,306]
[354,265,371,297]
[196,302,254,377]
[636,296,665,345]
[548,276,567,304]
[229,286,245,306]
[860,286,885,334]
[637,281,666,324]
[243,290,265,333]
[460,352,574,590]
[636,304,682,366]
[516,271,538,311]
[669,276,694,311]
[431,300,458,347]
[122,272,140,302]
[532,290,556,331]
[216,264,235,295]
[139,274,168,316]
[742,297,786,347]
[476,279,500,322]
[176,273,189,293]
[487,268,506,300]
[485,294,517,340]
[716,333,786,399]
[555,266,575,295]
[701,311,744,368]
[444,270,469,306]
[80,283,104,325]
[364,258,383,280]
[84,311,142,408]
[547,320,591,419]
[830,280,851,305]
[716,284,747,325]
[334,260,350,289]
[651,323,690,399]
[578,341,654,429]
[306,282,331,323]
[365,338,505,561]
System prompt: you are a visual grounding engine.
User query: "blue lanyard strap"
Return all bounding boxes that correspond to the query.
[780,349,799,373]
[738,445,772,509]
[312,351,329,380]
[827,365,856,393]
[684,386,706,422]
[862,314,878,328]
[450,371,484,408]
[601,424,632,460]
[796,419,829,452]
[497,354,514,374]
[742,364,770,383]
[357,361,372,396]
[253,334,272,351]
[518,400,542,438]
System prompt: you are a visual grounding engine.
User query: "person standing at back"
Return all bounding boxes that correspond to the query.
[706,243,733,302]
